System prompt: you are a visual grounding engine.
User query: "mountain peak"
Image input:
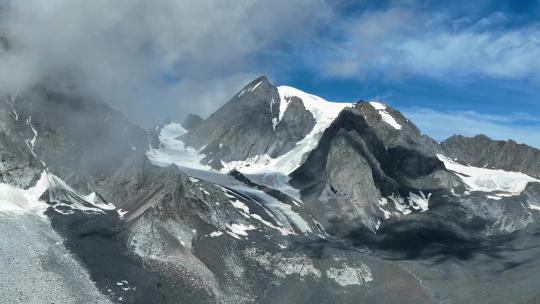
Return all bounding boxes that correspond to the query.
[252,75,271,84]
[235,75,273,96]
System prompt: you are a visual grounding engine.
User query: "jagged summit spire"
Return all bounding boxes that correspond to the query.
[235,75,275,98]
[250,75,271,85]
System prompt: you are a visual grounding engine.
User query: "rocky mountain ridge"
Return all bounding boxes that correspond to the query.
[442,134,540,178]
[1,76,540,303]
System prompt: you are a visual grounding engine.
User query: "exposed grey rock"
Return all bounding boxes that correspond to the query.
[149,118,172,149]
[523,182,540,208]
[0,35,8,52]
[322,131,382,232]
[181,114,204,132]
[0,101,42,188]
[355,102,441,156]
[180,76,280,169]
[273,96,316,155]
[442,134,540,178]
[180,76,315,169]
[291,105,462,233]
[0,85,151,199]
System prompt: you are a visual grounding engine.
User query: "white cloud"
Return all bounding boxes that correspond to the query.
[0,0,333,125]
[129,72,259,124]
[403,108,540,148]
[316,7,540,82]
[315,7,416,79]
[400,29,540,80]
[1,0,539,131]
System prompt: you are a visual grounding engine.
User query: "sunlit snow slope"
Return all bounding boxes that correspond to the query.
[438,154,540,194]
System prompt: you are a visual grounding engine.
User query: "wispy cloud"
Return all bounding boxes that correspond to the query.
[315,5,540,82]
[0,0,333,125]
[1,0,539,138]
[403,108,540,148]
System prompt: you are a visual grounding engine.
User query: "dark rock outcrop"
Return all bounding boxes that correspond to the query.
[442,134,540,178]
[291,104,462,233]
[0,96,43,188]
[181,114,204,132]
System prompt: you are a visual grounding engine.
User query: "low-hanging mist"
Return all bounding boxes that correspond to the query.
[0,0,332,126]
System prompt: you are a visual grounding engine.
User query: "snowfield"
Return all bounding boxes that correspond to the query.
[438,154,539,194]
[147,123,211,171]
[0,172,49,217]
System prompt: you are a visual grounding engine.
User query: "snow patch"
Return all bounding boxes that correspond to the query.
[7,94,19,121]
[222,87,352,177]
[0,172,49,217]
[529,204,540,211]
[208,231,224,237]
[438,154,539,194]
[251,213,294,236]
[270,97,278,130]
[83,192,116,210]
[117,209,128,218]
[378,192,430,220]
[0,172,116,218]
[248,81,263,92]
[225,223,256,239]
[378,198,393,219]
[245,248,322,280]
[116,280,133,292]
[230,199,250,214]
[26,116,38,148]
[409,192,431,212]
[223,187,295,236]
[236,185,310,233]
[326,264,373,286]
[46,174,114,215]
[369,102,402,130]
[147,123,211,171]
[277,86,350,126]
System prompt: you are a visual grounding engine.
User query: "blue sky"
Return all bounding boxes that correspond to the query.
[2,0,540,147]
[266,0,540,147]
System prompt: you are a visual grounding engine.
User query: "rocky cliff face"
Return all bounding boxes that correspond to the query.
[290,104,461,233]
[0,96,43,188]
[181,114,204,132]
[1,85,148,197]
[442,134,540,178]
[180,76,316,169]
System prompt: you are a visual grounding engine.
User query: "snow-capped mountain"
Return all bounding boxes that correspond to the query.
[2,77,540,304]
